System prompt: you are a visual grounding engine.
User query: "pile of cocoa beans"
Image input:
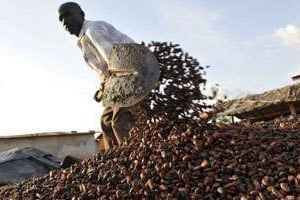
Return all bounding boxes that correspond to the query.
[1,117,300,200]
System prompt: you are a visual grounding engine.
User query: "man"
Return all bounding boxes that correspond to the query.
[58,2,137,150]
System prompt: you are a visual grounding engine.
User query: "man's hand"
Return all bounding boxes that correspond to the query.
[94,89,102,102]
[93,82,105,103]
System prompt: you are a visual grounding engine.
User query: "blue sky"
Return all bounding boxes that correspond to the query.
[0,0,300,134]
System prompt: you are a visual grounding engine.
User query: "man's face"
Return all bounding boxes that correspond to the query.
[58,5,83,36]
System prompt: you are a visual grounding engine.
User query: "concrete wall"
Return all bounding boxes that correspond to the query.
[0,132,99,160]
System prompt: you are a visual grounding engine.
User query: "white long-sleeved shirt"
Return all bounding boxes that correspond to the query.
[77,20,135,82]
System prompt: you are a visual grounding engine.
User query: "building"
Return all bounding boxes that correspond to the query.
[0,131,100,159]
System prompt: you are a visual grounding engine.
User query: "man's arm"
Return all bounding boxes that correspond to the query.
[84,28,110,103]
[86,23,136,75]
[85,28,112,65]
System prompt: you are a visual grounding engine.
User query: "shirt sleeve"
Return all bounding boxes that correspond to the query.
[85,22,136,78]
[85,28,111,66]
[84,27,114,82]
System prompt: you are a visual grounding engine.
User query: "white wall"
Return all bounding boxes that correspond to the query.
[0,133,98,160]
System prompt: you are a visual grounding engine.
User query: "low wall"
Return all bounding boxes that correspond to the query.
[0,131,98,160]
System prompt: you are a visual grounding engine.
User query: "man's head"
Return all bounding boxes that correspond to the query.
[58,2,85,37]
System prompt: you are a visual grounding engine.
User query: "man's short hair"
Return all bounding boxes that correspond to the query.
[59,2,85,19]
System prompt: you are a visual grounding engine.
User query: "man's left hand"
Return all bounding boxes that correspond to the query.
[94,90,103,102]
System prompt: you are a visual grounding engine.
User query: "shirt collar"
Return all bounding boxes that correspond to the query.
[78,20,91,41]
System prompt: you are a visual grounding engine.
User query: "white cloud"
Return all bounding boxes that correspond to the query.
[151,2,300,97]
[273,24,300,48]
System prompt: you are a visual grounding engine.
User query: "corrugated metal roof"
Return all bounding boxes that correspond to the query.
[0,147,60,183]
[218,82,300,122]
